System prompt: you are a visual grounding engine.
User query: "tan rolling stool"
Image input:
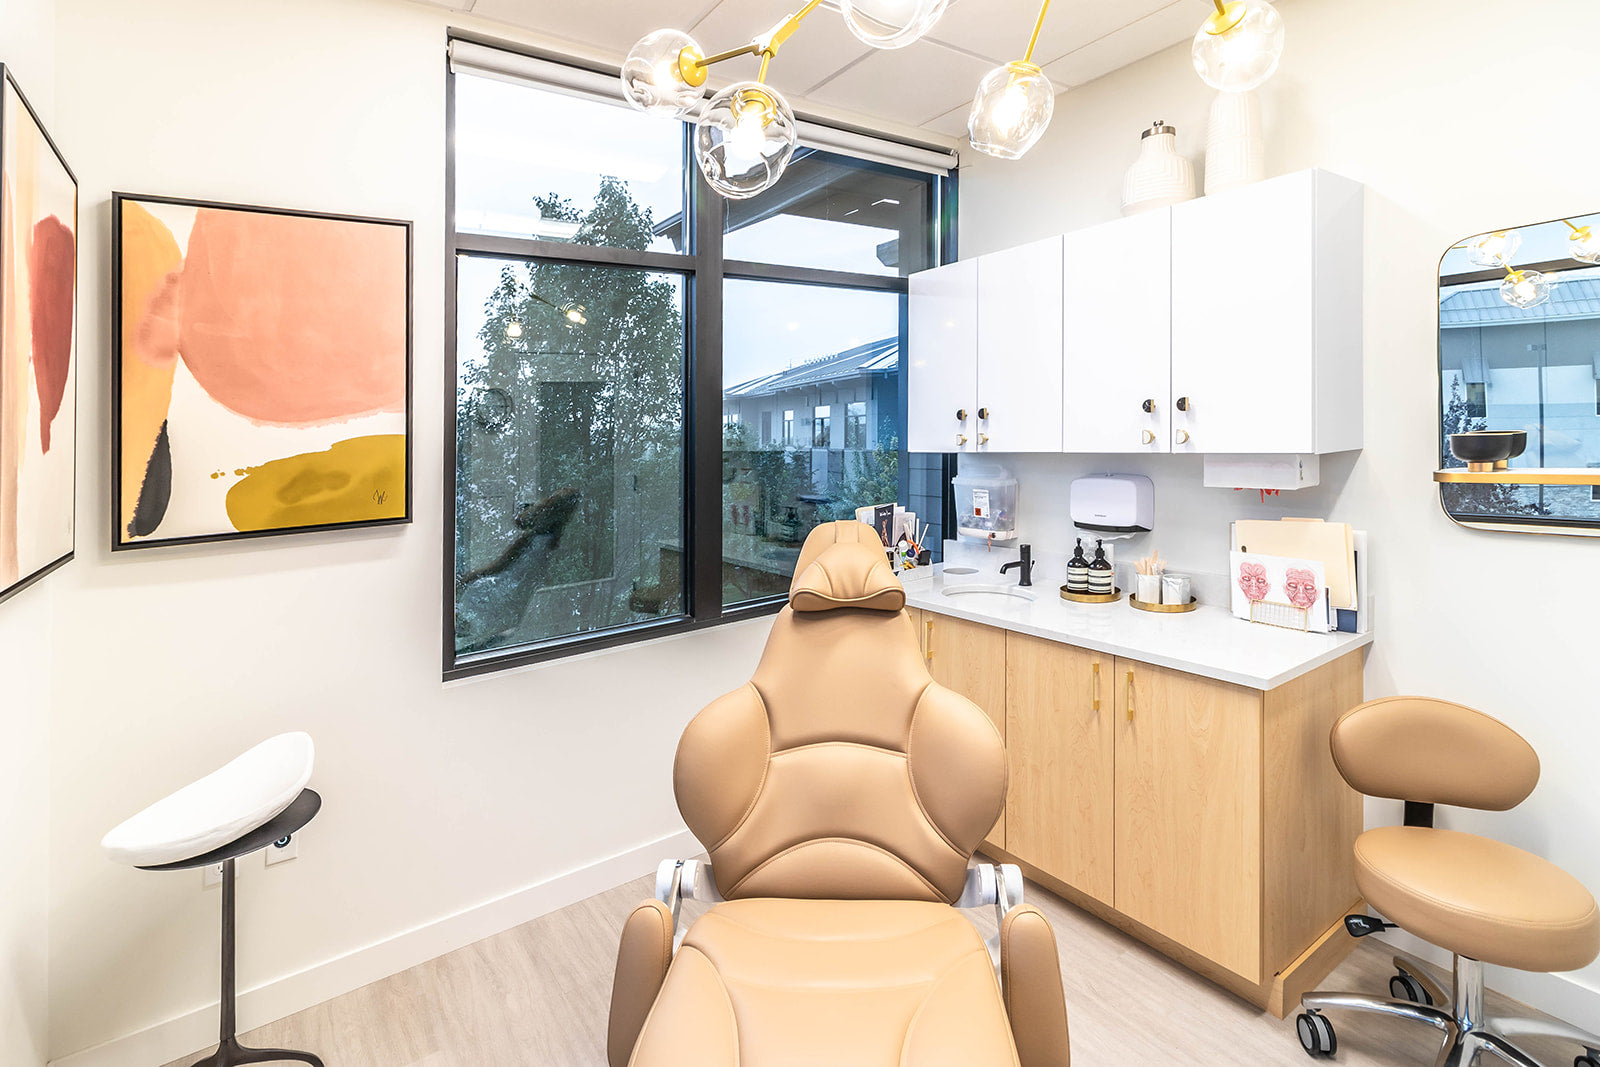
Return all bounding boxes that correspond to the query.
[1297,697,1600,1066]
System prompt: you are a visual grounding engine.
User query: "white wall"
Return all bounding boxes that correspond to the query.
[960,0,1600,1027]
[44,0,777,1061]
[1,2,59,1063]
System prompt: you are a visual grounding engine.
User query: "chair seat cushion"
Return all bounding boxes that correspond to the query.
[1355,826,1600,972]
[628,898,1020,1067]
[101,733,315,867]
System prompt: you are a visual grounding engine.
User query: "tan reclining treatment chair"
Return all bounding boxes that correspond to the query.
[609,521,1071,1067]
[1297,696,1600,1066]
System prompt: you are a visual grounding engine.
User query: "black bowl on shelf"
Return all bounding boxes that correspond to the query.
[1449,430,1527,471]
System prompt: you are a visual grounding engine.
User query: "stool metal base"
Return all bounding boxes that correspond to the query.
[1303,952,1600,1067]
[189,1037,324,1067]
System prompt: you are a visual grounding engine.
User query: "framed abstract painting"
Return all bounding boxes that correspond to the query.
[111,194,411,550]
[0,67,77,605]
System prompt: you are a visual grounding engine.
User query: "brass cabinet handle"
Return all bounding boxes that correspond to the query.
[978,407,990,420]
[925,620,934,662]
[978,433,990,445]
[1141,399,1155,413]
[1141,430,1156,445]
[956,408,968,422]
[1176,396,1191,412]
[955,433,968,446]
[1175,429,1191,445]
[1126,669,1135,722]
[1092,661,1101,711]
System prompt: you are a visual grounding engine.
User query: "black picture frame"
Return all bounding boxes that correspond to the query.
[110,192,414,551]
[0,64,78,607]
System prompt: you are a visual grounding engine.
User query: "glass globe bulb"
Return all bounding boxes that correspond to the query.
[1570,226,1600,265]
[621,29,707,118]
[561,303,588,327]
[694,82,798,200]
[1501,269,1552,310]
[1192,0,1284,92]
[505,320,522,340]
[1467,229,1520,268]
[839,0,950,49]
[968,63,1055,160]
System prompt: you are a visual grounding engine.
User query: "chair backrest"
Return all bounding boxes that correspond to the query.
[1330,696,1539,810]
[674,521,1007,904]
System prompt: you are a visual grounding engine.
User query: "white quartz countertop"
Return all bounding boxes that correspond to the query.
[903,564,1371,691]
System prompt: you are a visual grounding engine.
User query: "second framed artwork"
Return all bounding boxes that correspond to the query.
[111,194,412,550]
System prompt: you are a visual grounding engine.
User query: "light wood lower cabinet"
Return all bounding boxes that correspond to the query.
[913,609,1364,1015]
[912,609,1008,850]
[1005,634,1114,907]
[1114,658,1263,982]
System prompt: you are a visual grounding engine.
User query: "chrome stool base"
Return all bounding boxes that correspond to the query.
[1301,953,1600,1066]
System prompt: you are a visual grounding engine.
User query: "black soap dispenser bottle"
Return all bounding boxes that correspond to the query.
[1067,538,1090,593]
[1088,539,1114,596]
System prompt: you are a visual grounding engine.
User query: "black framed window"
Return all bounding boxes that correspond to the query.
[446,44,952,678]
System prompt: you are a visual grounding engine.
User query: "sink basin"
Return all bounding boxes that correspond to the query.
[940,584,1037,603]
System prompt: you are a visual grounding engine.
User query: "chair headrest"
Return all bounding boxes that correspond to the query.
[788,521,906,613]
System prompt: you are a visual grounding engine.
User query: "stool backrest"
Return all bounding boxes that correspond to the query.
[1330,696,1539,810]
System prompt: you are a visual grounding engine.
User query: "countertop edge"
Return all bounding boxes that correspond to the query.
[906,593,1373,691]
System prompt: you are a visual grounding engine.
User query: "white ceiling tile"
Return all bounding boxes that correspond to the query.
[924,0,1175,69]
[689,0,873,95]
[923,102,975,140]
[805,38,994,127]
[465,0,716,52]
[1041,2,1196,89]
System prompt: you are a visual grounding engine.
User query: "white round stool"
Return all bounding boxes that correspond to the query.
[102,733,324,1067]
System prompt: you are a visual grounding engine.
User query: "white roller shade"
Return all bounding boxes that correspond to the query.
[448,38,958,177]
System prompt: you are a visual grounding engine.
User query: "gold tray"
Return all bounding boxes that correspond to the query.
[1061,586,1121,604]
[1129,595,1197,613]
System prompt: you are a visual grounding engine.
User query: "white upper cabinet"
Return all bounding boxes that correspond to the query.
[1170,170,1363,455]
[908,259,979,454]
[1062,210,1172,454]
[977,236,1064,453]
[907,169,1363,460]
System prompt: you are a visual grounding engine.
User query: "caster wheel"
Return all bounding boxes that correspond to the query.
[1390,972,1433,1006]
[1297,1012,1337,1058]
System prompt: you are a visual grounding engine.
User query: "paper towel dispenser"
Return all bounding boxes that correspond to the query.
[1070,474,1154,534]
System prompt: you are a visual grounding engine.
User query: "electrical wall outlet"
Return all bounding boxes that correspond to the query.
[265,834,298,867]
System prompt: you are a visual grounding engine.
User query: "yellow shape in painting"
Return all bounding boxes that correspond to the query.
[226,434,405,532]
[119,202,182,533]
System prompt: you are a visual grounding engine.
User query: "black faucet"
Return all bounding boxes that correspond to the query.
[999,543,1035,587]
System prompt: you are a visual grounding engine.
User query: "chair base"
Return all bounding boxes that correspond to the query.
[190,1038,324,1067]
[1301,952,1600,1067]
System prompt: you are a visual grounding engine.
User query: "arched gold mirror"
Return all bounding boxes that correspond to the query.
[1437,210,1600,535]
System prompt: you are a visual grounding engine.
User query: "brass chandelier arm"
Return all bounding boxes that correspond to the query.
[1205,0,1247,36]
[1021,0,1052,65]
[682,0,828,86]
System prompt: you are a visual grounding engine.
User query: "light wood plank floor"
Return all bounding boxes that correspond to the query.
[163,871,1580,1067]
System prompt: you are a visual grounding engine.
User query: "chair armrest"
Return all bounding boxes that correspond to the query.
[608,898,674,1067]
[1000,904,1072,1067]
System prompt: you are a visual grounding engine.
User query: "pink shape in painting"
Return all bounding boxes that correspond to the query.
[29,214,74,452]
[164,208,406,425]
[1284,567,1318,609]
[1238,561,1269,602]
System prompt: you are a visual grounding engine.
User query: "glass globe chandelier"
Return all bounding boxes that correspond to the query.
[968,0,1056,160]
[839,0,950,49]
[621,0,949,200]
[1565,220,1600,265]
[529,293,588,329]
[1466,229,1520,269]
[1500,268,1552,310]
[1192,0,1285,92]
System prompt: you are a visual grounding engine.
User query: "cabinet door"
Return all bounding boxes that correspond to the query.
[924,613,1007,850]
[977,236,1064,453]
[908,259,978,454]
[1114,658,1262,982]
[1005,634,1115,905]
[1063,210,1171,454]
[1170,172,1315,454]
